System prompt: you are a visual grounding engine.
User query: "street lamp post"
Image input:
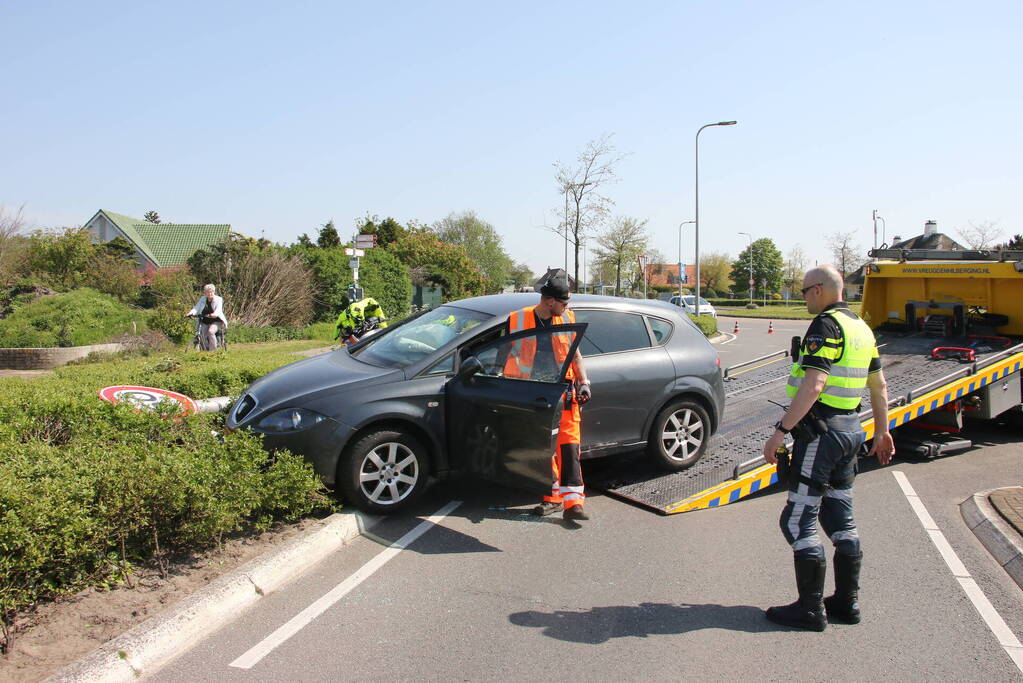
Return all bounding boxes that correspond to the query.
[695,120,737,315]
[738,231,753,305]
[678,219,695,302]
[877,215,887,247]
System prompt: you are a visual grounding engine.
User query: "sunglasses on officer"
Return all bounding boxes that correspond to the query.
[800,282,823,296]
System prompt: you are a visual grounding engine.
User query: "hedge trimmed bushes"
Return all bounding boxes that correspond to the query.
[0,346,333,642]
[0,289,146,348]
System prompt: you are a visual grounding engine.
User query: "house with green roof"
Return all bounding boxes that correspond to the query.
[84,209,231,270]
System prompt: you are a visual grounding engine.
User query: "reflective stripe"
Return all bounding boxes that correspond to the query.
[792,535,823,551]
[829,366,868,379]
[823,488,853,501]
[830,530,859,542]
[823,385,867,398]
[788,491,823,505]
[798,438,821,497]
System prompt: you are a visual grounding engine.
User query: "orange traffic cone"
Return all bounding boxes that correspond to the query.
[767,321,774,334]
[732,320,740,334]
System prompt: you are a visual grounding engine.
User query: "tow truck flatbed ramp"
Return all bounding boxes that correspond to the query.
[592,333,1023,515]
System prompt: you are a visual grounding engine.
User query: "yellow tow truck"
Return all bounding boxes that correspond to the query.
[594,248,1023,514]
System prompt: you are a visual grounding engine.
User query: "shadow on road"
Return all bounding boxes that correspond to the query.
[509,601,782,643]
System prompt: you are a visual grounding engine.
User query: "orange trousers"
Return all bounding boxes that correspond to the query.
[544,400,584,509]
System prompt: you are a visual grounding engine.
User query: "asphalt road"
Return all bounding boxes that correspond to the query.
[153,323,1023,681]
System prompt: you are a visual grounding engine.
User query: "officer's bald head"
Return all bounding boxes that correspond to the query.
[802,265,843,313]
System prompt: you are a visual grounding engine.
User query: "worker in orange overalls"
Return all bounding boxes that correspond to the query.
[505,268,592,521]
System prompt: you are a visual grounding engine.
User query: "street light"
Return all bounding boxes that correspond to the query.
[695,120,737,315]
[678,219,695,302]
[738,231,753,305]
[877,215,887,246]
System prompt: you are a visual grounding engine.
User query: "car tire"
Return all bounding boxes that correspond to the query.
[338,428,431,514]
[646,398,710,471]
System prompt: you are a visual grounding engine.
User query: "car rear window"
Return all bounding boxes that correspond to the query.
[573,309,651,355]
[647,317,673,345]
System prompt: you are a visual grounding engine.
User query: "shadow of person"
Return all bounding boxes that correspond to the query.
[509,602,779,644]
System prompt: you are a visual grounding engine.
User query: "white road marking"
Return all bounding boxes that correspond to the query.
[229,500,462,670]
[892,471,1023,671]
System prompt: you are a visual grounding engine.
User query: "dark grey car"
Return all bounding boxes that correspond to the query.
[227,293,725,513]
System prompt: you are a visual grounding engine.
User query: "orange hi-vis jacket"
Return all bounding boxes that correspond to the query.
[504,306,577,381]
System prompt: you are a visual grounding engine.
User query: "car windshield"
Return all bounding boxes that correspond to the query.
[682,296,712,306]
[352,305,490,368]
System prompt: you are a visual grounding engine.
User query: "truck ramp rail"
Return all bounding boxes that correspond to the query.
[591,333,1023,515]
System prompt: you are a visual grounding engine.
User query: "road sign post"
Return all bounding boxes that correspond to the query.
[347,235,377,302]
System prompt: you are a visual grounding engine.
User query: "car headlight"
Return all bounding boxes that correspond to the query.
[254,408,328,433]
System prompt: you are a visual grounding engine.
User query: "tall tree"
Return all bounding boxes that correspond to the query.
[594,216,648,296]
[0,205,29,289]
[507,262,534,290]
[825,230,864,278]
[143,210,161,224]
[554,134,623,291]
[956,220,1002,249]
[729,238,784,299]
[358,215,409,247]
[389,232,488,301]
[699,252,732,294]
[432,210,513,292]
[317,220,342,249]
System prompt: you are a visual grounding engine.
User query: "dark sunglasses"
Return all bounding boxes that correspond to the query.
[800,282,823,296]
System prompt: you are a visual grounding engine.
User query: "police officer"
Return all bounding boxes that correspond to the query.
[762,264,895,631]
[506,268,592,521]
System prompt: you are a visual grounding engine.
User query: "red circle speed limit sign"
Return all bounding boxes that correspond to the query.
[99,385,198,417]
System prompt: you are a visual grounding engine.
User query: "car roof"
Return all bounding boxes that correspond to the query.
[444,292,684,318]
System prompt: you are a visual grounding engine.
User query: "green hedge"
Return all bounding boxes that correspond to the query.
[0,346,333,635]
[0,288,146,348]
[688,314,718,336]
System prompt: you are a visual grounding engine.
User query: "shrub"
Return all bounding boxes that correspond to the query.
[148,304,194,345]
[688,314,717,337]
[0,344,335,637]
[0,288,145,348]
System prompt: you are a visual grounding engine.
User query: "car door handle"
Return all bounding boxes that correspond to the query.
[533,397,552,410]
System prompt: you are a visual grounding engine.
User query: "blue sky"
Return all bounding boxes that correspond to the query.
[3,1,1021,279]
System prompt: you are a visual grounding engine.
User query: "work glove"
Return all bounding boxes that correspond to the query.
[576,381,592,405]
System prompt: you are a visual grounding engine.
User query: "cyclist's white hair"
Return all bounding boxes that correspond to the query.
[204,283,216,292]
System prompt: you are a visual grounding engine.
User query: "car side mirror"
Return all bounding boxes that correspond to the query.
[457,355,483,381]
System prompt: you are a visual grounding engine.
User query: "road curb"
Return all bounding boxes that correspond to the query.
[47,511,379,682]
[960,487,1023,590]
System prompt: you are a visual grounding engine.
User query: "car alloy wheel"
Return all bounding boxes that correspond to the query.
[647,398,710,471]
[339,428,430,513]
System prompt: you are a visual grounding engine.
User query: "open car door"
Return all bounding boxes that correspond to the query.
[446,322,587,495]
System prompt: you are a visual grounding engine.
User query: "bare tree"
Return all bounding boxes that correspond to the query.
[553,135,623,291]
[784,245,809,290]
[956,220,1002,249]
[0,205,30,288]
[594,216,648,296]
[826,231,865,278]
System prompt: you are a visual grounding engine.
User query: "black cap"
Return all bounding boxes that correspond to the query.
[534,268,570,298]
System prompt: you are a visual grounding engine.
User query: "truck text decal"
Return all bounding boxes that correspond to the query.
[901,267,992,274]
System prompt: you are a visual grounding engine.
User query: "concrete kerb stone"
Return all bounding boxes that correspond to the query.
[47,511,379,683]
[960,487,1023,591]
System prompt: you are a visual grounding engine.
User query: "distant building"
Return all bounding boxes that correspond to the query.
[644,263,697,289]
[888,220,966,251]
[84,209,230,271]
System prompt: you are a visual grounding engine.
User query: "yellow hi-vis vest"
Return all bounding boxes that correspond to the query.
[786,309,876,410]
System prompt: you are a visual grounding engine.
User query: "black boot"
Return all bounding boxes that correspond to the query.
[824,551,862,624]
[766,556,827,631]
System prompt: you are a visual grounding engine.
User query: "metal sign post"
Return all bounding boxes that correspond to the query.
[346,234,377,302]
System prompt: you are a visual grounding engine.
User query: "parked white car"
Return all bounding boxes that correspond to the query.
[669,295,717,318]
